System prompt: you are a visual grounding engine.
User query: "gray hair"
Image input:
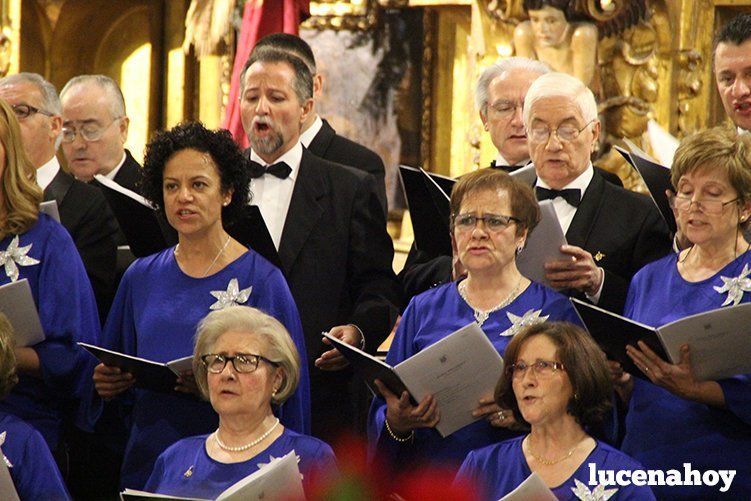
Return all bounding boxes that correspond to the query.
[475,57,550,114]
[0,72,61,115]
[193,306,301,406]
[239,48,313,105]
[60,75,126,118]
[523,72,598,127]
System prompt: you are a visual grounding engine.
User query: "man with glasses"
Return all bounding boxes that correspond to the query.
[524,72,671,314]
[59,75,142,192]
[0,73,118,322]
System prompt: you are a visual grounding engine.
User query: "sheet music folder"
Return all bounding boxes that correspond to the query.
[399,165,453,257]
[571,298,667,380]
[615,145,676,234]
[79,343,192,394]
[94,175,176,257]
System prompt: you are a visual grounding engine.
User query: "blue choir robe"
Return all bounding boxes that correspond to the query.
[456,436,655,500]
[92,248,310,489]
[0,412,70,500]
[368,280,581,472]
[622,251,751,499]
[0,214,100,450]
[143,428,338,499]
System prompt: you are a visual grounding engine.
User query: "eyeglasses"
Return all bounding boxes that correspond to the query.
[11,104,54,120]
[669,194,740,215]
[507,360,565,379]
[488,100,523,118]
[453,213,520,232]
[527,119,595,143]
[61,117,122,143]
[201,353,279,374]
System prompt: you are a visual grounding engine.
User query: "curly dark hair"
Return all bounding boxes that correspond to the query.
[495,322,612,429]
[141,122,250,226]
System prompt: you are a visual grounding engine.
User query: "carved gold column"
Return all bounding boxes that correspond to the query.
[1,0,21,77]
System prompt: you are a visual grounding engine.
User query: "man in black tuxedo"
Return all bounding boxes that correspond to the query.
[251,33,388,215]
[59,75,143,193]
[0,73,118,322]
[524,72,671,314]
[240,48,401,441]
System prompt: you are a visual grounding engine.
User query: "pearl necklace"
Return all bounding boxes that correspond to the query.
[175,235,231,278]
[458,277,522,326]
[524,435,578,465]
[213,418,280,452]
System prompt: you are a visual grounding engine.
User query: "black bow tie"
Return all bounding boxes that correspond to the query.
[489,160,525,173]
[249,160,292,179]
[535,187,582,207]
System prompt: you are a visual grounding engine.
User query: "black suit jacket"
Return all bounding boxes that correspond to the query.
[307,119,388,216]
[278,149,401,359]
[399,170,671,313]
[113,150,144,193]
[44,168,119,323]
[273,149,401,439]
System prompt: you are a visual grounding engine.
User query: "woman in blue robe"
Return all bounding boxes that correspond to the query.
[90,123,310,489]
[456,322,654,500]
[144,307,336,499]
[369,169,581,472]
[0,312,70,500]
[620,127,751,499]
[0,100,99,453]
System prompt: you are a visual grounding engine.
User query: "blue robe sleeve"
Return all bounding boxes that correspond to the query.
[79,263,138,431]
[367,298,420,463]
[454,450,486,498]
[7,421,71,500]
[253,266,310,435]
[299,440,339,494]
[718,375,751,425]
[143,451,167,492]
[34,224,101,397]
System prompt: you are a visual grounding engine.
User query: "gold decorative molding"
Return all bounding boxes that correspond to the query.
[304,0,376,30]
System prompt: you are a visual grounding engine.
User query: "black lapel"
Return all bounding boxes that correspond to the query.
[277,149,328,273]
[306,119,336,158]
[565,171,606,247]
[43,169,74,205]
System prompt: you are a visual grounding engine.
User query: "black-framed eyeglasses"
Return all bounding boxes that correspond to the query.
[668,194,740,215]
[527,119,596,143]
[201,353,279,374]
[11,103,54,120]
[453,213,520,232]
[507,360,565,379]
[61,117,122,143]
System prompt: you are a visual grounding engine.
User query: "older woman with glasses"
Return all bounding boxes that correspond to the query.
[369,169,580,473]
[456,322,654,500]
[90,122,309,490]
[615,126,751,499]
[144,306,336,499]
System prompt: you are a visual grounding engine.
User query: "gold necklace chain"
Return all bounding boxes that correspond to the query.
[524,436,578,465]
[458,277,522,326]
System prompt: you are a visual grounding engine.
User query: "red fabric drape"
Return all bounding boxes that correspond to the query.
[223,0,310,148]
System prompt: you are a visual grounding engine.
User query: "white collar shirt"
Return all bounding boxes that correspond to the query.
[36,156,60,190]
[249,142,303,250]
[299,115,323,148]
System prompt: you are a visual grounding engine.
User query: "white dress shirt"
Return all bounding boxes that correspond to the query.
[249,142,303,250]
[494,152,530,168]
[535,164,604,303]
[36,156,60,190]
[299,115,323,148]
[103,152,128,181]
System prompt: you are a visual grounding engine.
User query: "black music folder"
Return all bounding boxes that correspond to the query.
[399,165,453,257]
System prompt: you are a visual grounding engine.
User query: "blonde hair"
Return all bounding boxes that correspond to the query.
[0,314,18,399]
[0,99,42,238]
[193,306,301,406]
